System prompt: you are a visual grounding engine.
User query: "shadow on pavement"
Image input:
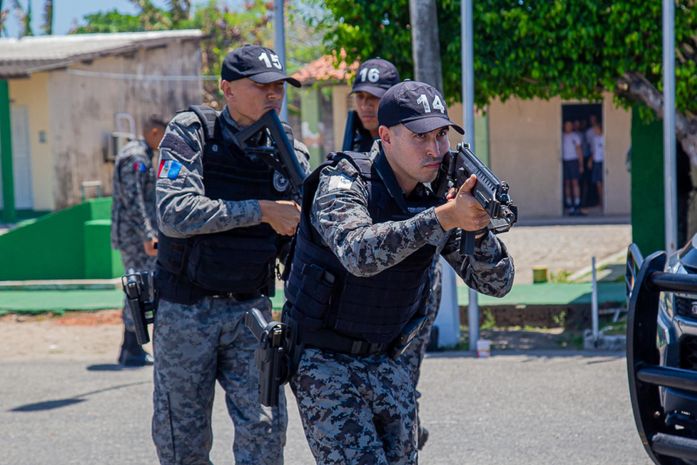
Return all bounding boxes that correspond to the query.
[426,349,625,360]
[9,381,149,412]
[11,398,86,411]
[86,363,127,372]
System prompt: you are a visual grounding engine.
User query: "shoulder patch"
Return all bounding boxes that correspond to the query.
[327,173,354,191]
[160,132,196,161]
[158,160,182,180]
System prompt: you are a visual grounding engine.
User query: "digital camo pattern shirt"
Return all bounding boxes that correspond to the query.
[156,107,309,239]
[310,146,514,297]
[111,139,157,250]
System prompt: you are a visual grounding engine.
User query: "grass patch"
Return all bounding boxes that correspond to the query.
[601,320,627,335]
[549,270,572,283]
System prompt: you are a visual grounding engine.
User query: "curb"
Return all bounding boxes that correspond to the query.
[0,279,121,291]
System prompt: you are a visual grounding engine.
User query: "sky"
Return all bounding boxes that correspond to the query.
[3,0,244,37]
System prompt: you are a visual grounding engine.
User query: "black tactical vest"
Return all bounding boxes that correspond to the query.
[156,106,292,305]
[351,125,375,152]
[285,150,440,344]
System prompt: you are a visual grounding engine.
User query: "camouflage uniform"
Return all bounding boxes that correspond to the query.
[153,107,308,465]
[111,139,157,332]
[153,295,287,464]
[399,257,441,446]
[290,147,515,464]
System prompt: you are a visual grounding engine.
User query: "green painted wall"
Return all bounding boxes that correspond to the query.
[0,80,14,223]
[631,108,664,255]
[0,198,122,280]
[84,220,123,279]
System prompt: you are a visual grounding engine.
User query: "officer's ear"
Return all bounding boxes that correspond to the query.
[379,125,391,146]
[220,80,234,100]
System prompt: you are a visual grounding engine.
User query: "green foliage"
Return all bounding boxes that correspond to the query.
[601,319,627,335]
[72,9,142,33]
[548,270,572,283]
[479,308,497,330]
[41,0,52,35]
[311,0,697,116]
[22,0,32,36]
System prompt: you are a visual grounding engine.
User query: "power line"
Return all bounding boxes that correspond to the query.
[67,68,217,81]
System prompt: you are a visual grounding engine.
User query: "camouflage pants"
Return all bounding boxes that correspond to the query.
[400,260,442,394]
[152,296,287,465]
[399,259,442,442]
[119,242,156,332]
[291,348,418,465]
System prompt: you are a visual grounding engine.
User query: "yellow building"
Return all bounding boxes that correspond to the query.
[0,30,203,222]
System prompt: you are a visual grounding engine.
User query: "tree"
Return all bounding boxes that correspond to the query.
[409,0,443,91]
[0,0,7,36]
[310,0,697,163]
[41,0,52,35]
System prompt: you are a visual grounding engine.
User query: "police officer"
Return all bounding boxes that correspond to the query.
[285,80,515,464]
[111,114,167,366]
[343,58,400,152]
[344,58,440,450]
[152,45,308,465]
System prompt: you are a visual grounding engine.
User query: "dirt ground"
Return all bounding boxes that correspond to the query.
[0,308,582,361]
[0,310,154,362]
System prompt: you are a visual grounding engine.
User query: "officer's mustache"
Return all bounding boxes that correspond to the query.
[422,156,444,166]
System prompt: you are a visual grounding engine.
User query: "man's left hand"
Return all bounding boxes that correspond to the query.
[144,238,158,256]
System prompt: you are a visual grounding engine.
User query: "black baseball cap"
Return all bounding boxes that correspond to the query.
[221,44,301,87]
[351,58,400,98]
[378,81,464,134]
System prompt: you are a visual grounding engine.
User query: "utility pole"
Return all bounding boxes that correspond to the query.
[409,0,461,349]
[663,0,676,253]
[273,0,288,121]
[461,0,480,351]
[409,0,443,92]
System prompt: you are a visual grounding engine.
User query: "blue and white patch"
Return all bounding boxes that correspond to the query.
[273,171,290,193]
[158,159,182,180]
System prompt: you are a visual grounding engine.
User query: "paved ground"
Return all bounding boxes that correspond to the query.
[502,223,631,285]
[0,351,650,464]
[0,221,646,463]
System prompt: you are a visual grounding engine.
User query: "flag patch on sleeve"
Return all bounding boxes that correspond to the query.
[133,161,147,173]
[158,160,182,180]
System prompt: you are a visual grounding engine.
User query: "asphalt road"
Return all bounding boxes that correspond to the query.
[1,351,651,465]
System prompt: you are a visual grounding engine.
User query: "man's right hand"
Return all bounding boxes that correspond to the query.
[435,174,490,232]
[259,200,301,236]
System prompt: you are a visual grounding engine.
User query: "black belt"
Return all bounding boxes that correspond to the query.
[209,291,262,301]
[299,328,389,356]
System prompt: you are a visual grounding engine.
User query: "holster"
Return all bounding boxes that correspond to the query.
[122,270,158,345]
[389,314,429,359]
[245,308,294,407]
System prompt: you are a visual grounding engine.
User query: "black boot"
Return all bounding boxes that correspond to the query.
[118,329,153,367]
[417,426,429,450]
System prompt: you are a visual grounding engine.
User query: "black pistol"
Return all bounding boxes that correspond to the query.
[244,308,291,407]
[446,143,518,255]
[121,271,157,345]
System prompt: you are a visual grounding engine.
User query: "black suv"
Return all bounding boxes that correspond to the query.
[627,236,697,464]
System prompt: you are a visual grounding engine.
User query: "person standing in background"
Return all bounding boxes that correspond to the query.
[111,114,167,367]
